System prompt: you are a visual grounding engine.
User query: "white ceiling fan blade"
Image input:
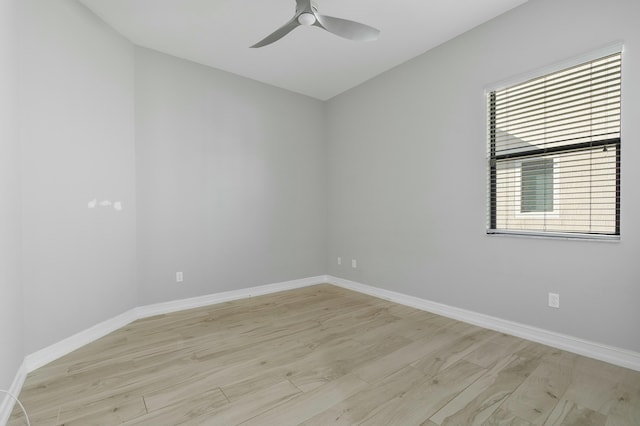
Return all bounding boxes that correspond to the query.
[314,14,380,42]
[251,16,301,48]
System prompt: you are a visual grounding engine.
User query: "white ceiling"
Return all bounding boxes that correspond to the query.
[78,0,528,100]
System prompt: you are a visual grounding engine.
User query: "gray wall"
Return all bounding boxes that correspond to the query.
[11,0,327,359]
[0,0,23,391]
[19,0,137,353]
[135,48,327,305]
[327,0,640,352]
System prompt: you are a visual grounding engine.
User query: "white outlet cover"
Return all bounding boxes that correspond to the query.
[548,293,560,308]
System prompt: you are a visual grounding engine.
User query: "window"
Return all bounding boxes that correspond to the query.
[521,158,554,213]
[487,51,621,238]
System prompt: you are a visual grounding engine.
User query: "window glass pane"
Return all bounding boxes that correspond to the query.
[521,159,553,213]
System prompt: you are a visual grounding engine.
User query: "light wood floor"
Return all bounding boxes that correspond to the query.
[8,284,640,425]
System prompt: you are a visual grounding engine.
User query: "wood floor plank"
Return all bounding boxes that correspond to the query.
[411,328,497,377]
[5,405,59,426]
[359,359,486,425]
[194,380,302,425]
[604,381,640,426]
[238,373,368,426]
[7,284,640,426]
[143,381,228,414]
[57,394,147,426]
[353,325,467,384]
[121,387,229,425]
[488,358,573,424]
[287,333,412,392]
[300,365,426,426]
[429,354,541,425]
[463,336,533,369]
[483,407,535,425]
[545,400,607,426]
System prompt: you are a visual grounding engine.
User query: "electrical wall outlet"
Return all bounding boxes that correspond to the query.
[337,257,342,265]
[352,259,357,269]
[548,292,559,308]
[176,272,184,283]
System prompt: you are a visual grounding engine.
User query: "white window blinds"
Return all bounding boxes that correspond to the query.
[488,52,621,238]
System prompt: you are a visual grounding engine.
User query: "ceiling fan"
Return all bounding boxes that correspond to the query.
[251,0,380,48]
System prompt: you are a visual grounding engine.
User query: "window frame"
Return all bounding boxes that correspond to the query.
[486,45,622,241]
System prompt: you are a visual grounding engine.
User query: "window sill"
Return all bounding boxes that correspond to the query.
[486,230,620,243]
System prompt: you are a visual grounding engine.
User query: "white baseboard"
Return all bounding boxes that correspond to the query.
[0,360,28,426]
[135,276,326,319]
[25,276,326,375]
[327,275,640,372]
[6,273,639,424]
[25,309,139,374]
